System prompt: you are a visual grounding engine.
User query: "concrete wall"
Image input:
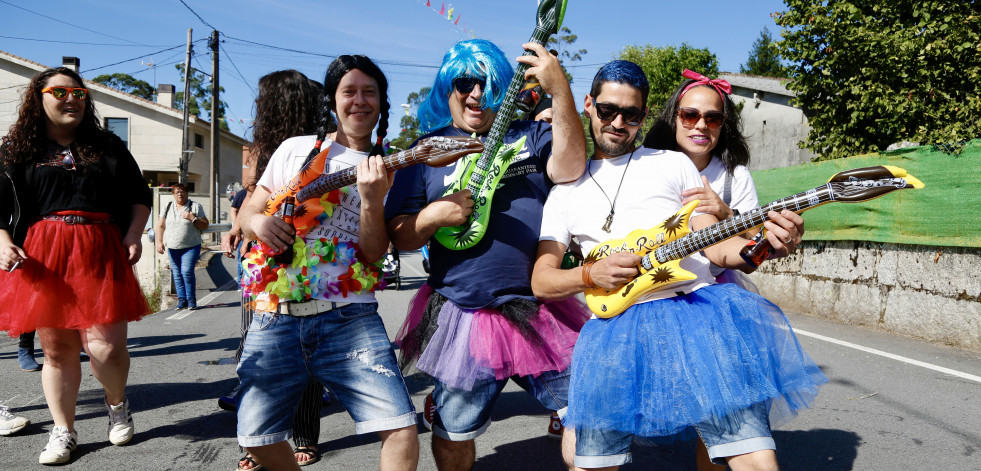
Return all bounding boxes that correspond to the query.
[749,241,981,350]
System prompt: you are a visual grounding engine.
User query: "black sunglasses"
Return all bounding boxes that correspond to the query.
[676,107,726,129]
[593,102,645,126]
[452,76,486,94]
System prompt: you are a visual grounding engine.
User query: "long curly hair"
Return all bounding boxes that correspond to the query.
[246,70,323,190]
[643,81,750,173]
[305,55,390,161]
[1,67,112,167]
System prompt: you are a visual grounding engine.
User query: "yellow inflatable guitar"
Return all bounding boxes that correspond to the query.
[584,166,924,318]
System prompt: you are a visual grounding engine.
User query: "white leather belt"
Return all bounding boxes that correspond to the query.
[274,300,352,317]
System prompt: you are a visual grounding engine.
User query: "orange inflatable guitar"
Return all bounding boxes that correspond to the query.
[584,166,924,318]
[242,136,482,307]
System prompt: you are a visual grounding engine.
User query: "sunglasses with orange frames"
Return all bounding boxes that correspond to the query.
[42,87,88,100]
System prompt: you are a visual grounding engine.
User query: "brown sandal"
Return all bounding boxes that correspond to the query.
[293,446,319,466]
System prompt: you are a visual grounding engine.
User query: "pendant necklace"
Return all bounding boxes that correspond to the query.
[588,150,635,232]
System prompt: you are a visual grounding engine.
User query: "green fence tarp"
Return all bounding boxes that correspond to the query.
[750,140,980,248]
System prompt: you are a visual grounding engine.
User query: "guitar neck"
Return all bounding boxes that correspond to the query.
[296,148,426,202]
[463,24,554,193]
[653,184,834,263]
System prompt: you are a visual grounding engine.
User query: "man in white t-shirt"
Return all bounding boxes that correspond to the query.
[235,56,418,471]
[531,61,825,470]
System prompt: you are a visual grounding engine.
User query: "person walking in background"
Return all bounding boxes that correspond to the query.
[154,183,208,310]
[218,69,331,471]
[0,66,152,465]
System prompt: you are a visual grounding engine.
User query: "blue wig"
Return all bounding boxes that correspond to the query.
[417,39,514,133]
[590,60,650,106]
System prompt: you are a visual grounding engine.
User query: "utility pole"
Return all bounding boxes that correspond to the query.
[179,28,193,184]
[209,29,220,225]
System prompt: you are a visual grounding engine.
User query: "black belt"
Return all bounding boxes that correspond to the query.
[41,214,111,225]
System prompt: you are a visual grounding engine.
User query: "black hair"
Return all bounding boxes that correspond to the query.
[643,81,750,173]
[305,55,390,161]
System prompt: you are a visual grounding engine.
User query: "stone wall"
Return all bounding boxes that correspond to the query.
[749,241,981,350]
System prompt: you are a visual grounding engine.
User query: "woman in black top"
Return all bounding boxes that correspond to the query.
[0,67,152,465]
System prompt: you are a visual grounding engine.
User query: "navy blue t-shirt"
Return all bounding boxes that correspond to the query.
[231,188,248,209]
[384,121,553,309]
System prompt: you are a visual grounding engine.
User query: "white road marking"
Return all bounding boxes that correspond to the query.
[165,280,238,320]
[794,328,981,384]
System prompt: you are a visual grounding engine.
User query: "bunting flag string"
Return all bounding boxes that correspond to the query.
[417,0,474,37]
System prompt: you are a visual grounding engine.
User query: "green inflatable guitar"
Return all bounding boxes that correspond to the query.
[433,0,568,250]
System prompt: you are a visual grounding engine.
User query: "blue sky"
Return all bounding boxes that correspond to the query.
[1,0,787,139]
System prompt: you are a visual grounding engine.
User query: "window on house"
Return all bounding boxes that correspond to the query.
[106,118,129,148]
[194,133,204,149]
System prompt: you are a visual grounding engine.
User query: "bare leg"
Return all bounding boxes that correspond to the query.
[432,435,475,471]
[37,328,83,431]
[80,322,130,404]
[247,441,302,471]
[561,426,576,471]
[377,425,418,471]
[727,449,779,471]
[696,439,728,471]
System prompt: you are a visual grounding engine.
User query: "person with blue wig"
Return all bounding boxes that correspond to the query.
[531,60,826,470]
[385,38,589,470]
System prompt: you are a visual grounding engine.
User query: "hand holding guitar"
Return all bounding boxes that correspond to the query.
[762,209,804,258]
[356,155,394,208]
[420,190,474,229]
[250,215,295,254]
[589,252,641,290]
[516,42,570,99]
[682,175,734,221]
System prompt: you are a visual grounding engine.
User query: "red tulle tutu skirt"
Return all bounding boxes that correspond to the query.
[0,211,150,337]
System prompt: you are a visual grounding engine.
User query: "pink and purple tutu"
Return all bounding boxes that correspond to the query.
[395,284,590,390]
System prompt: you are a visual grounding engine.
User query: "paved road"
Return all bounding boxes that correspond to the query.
[1,250,979,470]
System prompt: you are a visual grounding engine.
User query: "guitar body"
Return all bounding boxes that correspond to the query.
[434,137,527,249]
[583,201,700,317]
[583,165,924,319]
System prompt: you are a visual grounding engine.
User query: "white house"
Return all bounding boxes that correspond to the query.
[720,73,815,170]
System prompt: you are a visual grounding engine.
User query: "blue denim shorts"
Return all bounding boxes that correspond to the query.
[236,302,417,447]
[432,368,570,441]
[574,402,775,468]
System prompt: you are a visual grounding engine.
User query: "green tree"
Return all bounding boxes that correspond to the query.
[739,26,787,78]
[388,86,431,152]
[92,73,155,100]
[776,1,981,160]
[174,63,230,131]
[616,43,719,123]
[547,26,587,83]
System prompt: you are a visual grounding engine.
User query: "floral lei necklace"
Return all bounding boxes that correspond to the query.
[241,142,385,310]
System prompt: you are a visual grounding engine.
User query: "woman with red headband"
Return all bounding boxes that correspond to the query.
[643,70,800,471]
[0,67,152,465]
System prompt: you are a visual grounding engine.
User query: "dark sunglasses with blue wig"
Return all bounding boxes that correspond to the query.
[452,76,486,94]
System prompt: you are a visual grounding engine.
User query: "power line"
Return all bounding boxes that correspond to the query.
[223,35,442,70]
[0,0,152,46]
[0,34,170,47]
[218,42,256,96]
[178,0,217,31]
[81,43,192,74]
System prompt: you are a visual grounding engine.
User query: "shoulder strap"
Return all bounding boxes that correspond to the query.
[722,171,733,206]
[163,201,172,219]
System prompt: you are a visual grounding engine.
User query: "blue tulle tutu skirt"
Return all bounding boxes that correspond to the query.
[565,282,827,439]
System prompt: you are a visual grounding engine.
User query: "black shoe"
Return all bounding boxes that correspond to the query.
[218,384,239,412]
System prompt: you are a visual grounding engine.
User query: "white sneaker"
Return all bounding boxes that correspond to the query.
[38,426,77,465]
[0,403,29,436]
[106,397,134,445]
